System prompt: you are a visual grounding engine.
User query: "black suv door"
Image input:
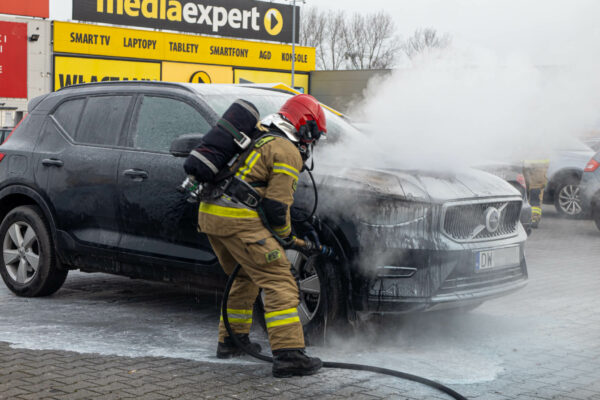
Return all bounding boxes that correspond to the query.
[35,94,134,251]
[117,93,216,265]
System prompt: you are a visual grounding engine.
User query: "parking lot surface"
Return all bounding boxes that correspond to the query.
[1,205,599,400]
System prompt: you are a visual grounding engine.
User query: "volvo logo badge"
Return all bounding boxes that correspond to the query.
[485,207,501,233]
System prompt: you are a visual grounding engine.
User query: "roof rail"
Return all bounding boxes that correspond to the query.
[57,80,196,94]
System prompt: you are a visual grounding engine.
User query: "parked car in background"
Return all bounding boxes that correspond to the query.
[583,136,600,152]
[544,139,595,218]
[580,151,600,230]
[0,82,528,336]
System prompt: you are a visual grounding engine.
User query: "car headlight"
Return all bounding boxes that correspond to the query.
[358,200,431,228]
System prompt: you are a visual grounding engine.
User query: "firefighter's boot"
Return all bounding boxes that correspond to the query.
[216,334,262,359]
[272,349,323,378]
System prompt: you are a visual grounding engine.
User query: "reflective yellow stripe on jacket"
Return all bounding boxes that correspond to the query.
[220,308,253,324]
[264,308,300,328]
[273,224,291,237]
[273,162,299,180]
[199,203,259,219]
[236,150,261,181]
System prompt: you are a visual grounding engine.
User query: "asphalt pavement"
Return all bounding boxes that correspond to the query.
[0,205,599,400]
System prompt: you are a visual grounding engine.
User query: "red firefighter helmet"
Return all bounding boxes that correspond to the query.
[279,94,327,142]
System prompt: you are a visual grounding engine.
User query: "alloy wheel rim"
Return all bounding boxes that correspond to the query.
[558,185,582,215]
[3,222,40,284]
[286,249,321,326]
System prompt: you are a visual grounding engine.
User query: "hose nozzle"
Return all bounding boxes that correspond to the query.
[293,238,335,258]
[320,245,335,258]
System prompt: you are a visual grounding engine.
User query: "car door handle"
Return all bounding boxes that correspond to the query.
[41,158,64,167]
[123,169,149,180]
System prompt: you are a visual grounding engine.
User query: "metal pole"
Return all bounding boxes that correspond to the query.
[291,0,296,89]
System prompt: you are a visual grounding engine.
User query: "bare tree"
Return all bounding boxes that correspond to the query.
[343,11,399,69]
[300,7,346,70]
[401,28,451,59]
[300,7,400,70]
[299,7,326,53]
[323,11,347,70]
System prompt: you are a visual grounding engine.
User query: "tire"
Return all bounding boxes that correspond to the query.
[0,205,67,297]
[253,253,343,345]
[594,207,600,231]
[287,250,344,344]
[554,177,584,218]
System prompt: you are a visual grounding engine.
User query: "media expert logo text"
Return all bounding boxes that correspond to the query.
[78,0,297,43]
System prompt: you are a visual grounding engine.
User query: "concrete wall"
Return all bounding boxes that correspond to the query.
[0,16,51,126]
[309,69,391,113]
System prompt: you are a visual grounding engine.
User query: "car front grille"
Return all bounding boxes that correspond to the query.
[442,199,522,242]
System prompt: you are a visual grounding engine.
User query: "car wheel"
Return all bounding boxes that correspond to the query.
[554,178,584,218]
[0,205,67,297]
[285,248,344,344]
[253,251,344,344]
[594,207,600,231]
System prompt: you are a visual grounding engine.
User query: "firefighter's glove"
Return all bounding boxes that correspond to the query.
[280,235,297,249]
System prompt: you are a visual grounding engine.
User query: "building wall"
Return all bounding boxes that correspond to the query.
[309,69,391,113]
[0,16,51,126]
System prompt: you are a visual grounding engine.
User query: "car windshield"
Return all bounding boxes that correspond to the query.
[201,90,364,145]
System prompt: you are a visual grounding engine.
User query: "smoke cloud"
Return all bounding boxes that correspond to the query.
[318,4,600,171]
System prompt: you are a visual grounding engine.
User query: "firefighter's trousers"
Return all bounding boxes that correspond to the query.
[524,160,549,224]
[208,232,305,351]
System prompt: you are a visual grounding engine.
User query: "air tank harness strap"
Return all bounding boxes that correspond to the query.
[217,118,251,149]
[218,177,293,248]
[221,176,262,209]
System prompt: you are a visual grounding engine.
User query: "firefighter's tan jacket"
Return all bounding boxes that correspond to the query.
[197,134,306,350]
[198,134,302,238]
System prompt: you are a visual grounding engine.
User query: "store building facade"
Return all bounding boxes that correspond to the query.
[0,1,52,126]
[53,20,314,93]
[2,0,315,127]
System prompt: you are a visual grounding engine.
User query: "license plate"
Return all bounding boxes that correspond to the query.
[475,246,520,271]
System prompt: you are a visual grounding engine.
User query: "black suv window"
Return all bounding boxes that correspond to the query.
[132,95,210,153]
[76,95,133,146]
[53,98,85,137]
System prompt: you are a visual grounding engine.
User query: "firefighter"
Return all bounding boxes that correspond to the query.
[523,159,550,228]
[198,94,326,378]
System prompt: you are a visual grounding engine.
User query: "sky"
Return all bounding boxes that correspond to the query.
[49,0,600,66]
[314,0,599,66]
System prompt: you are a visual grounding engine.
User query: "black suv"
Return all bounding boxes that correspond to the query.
[0,82,224,298]
[0,82,527,331]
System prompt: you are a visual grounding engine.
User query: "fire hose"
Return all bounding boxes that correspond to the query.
[221,263,468,400]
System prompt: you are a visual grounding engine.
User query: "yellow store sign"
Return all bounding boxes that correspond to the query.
[54,56,161,90]
[234,69,309,93]
[54,21,315,72]
[162,62,233,84]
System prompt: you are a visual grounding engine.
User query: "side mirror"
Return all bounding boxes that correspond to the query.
[170,133,204,157]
